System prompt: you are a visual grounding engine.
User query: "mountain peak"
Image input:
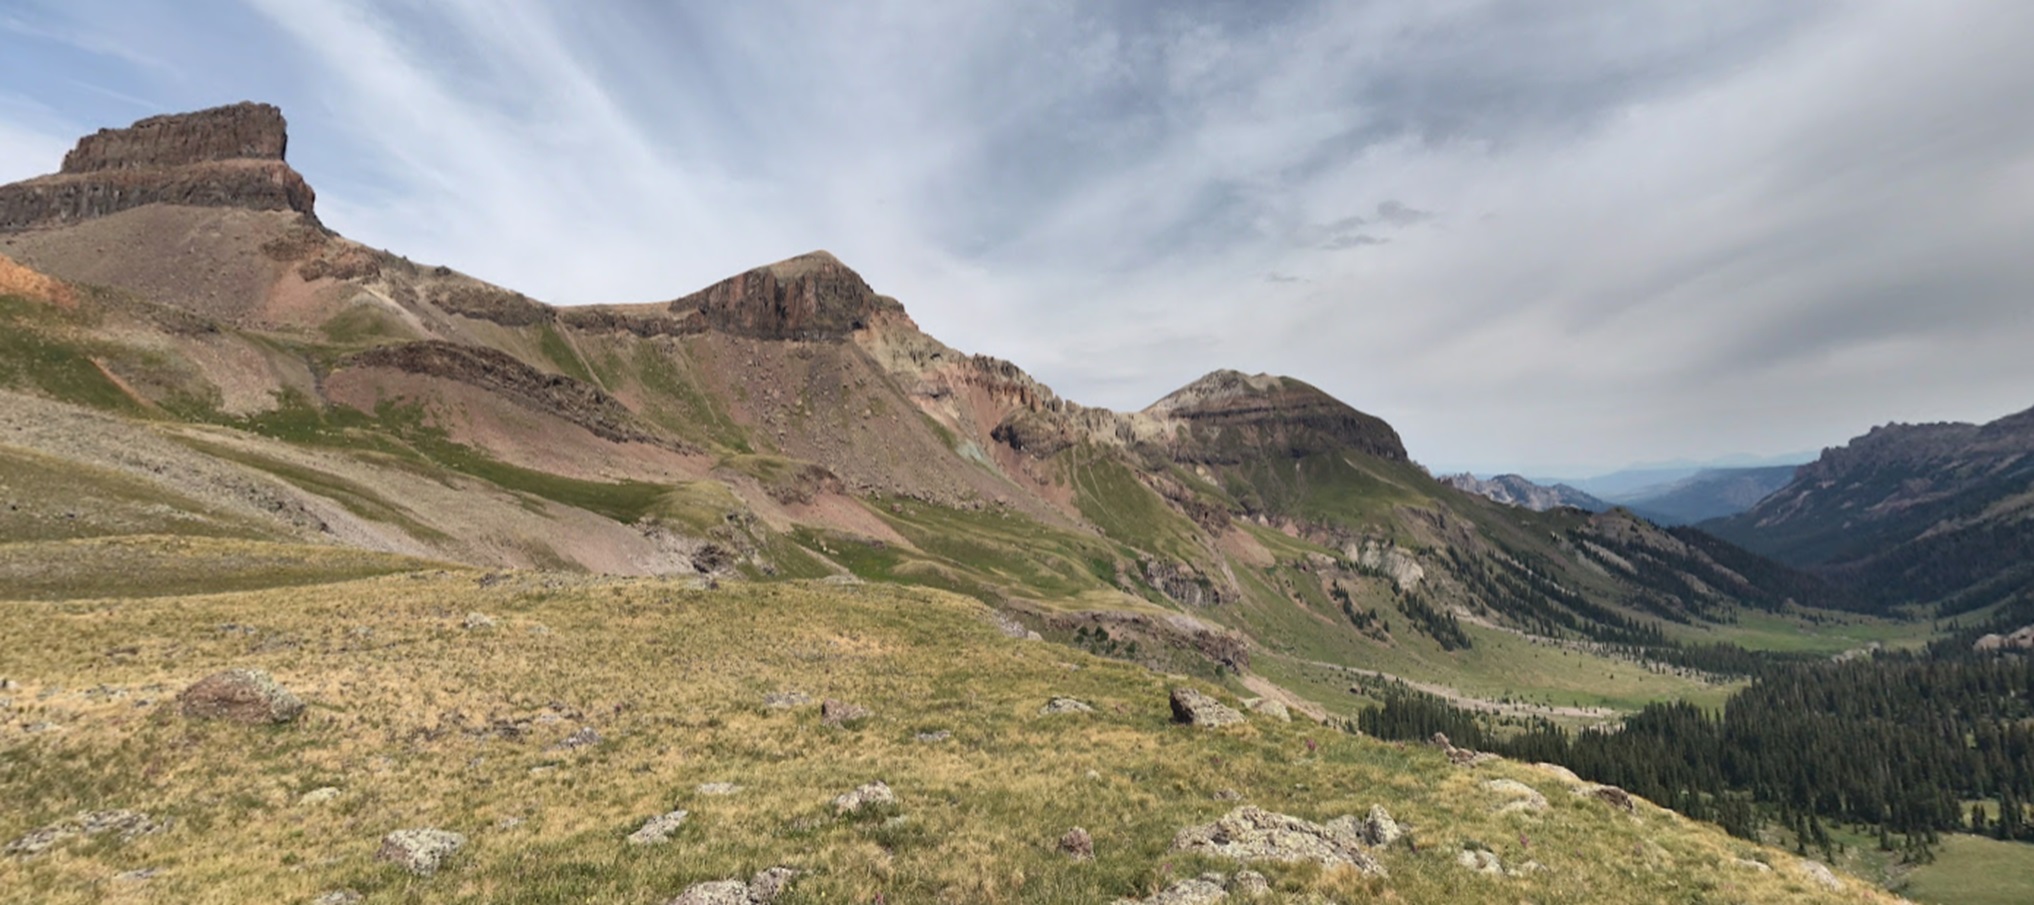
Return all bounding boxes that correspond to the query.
[675,250,895,342]
[1145,371,1408,463]
[0,101,315,231]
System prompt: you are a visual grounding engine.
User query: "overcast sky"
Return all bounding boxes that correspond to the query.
[4,1,2032,475]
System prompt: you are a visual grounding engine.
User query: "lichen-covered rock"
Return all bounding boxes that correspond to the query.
[178,668,304,724]
[1243,697,1291,722]
[1229,870,1270,898]
[1041,696,1095,715]
[832,781,896,814]
[1457,848,1503,875]
[1170,806,1384,875]
[3,810,163,857]
[462,611,497,630]
[297,787,341,806]
[820,698,871,726]
[627,810,689,845]
[696,782,741,796]
[1169,688,1244,728]
[1324,804,1401,848]
[1483,779,1549,814]
[747,867,799,903]
[764,691,812,709]
[1114,874,1230,905]
[376,828,466,876]
[664,879,752,905]
[313,891,364,905]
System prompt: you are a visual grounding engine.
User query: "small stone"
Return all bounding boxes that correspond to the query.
[695,782,741,796]
[313,891,364,905]
[462,612,497,630]
[496,817,524,830]
[1731,857,1773,873]
[914,730,952,743]
[627,810,689,845]
[1228,870,1270,898]
[1169,688,1244,728]
[298,787,341,806]
[376,828,466,876]
[1213,788,1243,801]
[1505,859,1545,878]
[177,668,304,724]
[1058,826,1094,860]
[1040,696,1095,715]
[113,868,160,882]
[552,726,601,750]
[832,780,896,815]
[820,699,870,726]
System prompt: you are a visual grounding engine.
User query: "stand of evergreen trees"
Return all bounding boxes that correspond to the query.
[1359,654,2034,850]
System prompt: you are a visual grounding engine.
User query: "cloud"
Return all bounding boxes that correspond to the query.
[2,0,2031,474]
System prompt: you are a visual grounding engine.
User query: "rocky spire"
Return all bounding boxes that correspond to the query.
[0,102,315,231]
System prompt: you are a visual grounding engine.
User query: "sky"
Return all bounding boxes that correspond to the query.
[3,1,2032,476]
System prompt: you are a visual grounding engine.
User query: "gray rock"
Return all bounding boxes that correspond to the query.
[1795,860,1843,891]
[664,879,752,905]
[177,668,304,724]
[1457,848,1502,875]
[1229,870,1270,898]
[313,891,363,905]
[1243,698,1291,722]
[820,698,871,726]
[914,730,952,743]
[627,810,689,845]
[764,691,812,709]
[1483,779,1548,814]
[695,782,741,796]
[748,866,799,903]
[298,787,341,806]
[4,810,164,857]
[1361,805,1401,847]
[1115,873,1230,905]
[1058,826,1094,860]
[462,611,497,630]
[113,868,160,882]
[832,780,896,815]
[552,726,601,750]
[376,828,466,876]
[1169,688,1244,728]
[1579,783,1636,813]
[1041,696,1095,715]
[1170,806,1384,875]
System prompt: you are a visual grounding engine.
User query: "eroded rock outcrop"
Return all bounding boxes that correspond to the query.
[1169,806,1384,875]
[676,251,899,342]
[0,102,316,231]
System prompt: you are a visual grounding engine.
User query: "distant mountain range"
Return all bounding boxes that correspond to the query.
[1706,407,2034,615]
[1437,473,1608,512]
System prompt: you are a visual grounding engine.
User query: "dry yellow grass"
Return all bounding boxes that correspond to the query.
[0,564,1908,904]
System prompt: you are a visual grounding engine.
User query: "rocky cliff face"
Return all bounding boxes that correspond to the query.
[674,251,896,341]
[0,102,315,231]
